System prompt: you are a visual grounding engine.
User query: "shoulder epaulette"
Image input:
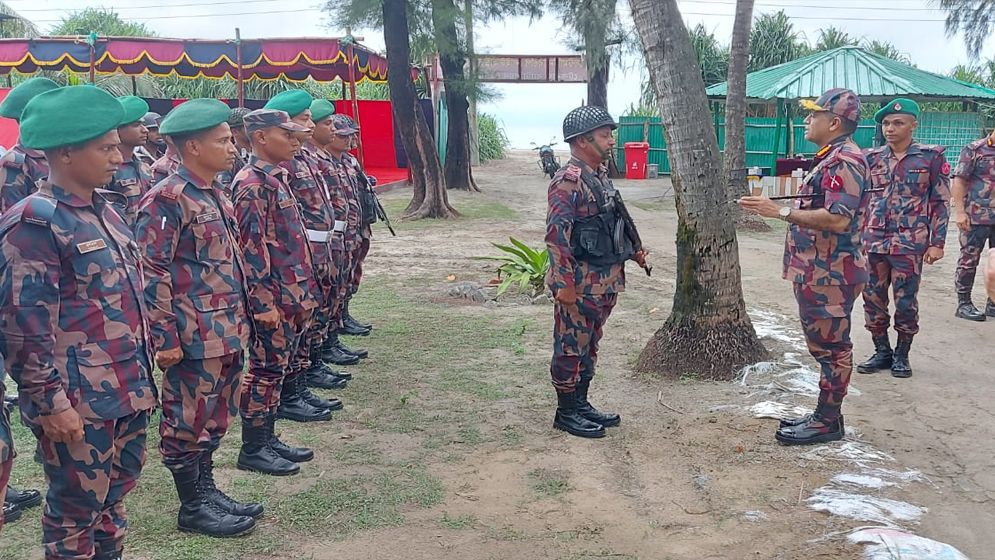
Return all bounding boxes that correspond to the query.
[562,164,581,182]
[154,177,185,201]
[20,194,57,228]
[917,143,946,155]
[1,149,25,170]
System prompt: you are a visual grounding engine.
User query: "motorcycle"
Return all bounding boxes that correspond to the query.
[531,139,561,179]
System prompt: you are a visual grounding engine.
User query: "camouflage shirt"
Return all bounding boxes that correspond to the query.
[325,152,364,246]
[0,184,156,423]
[783,136,869,286]
[863,142,950,255]
[952,136,995,225]
[135,165,251,359]
[545,158,625,295]
[106,156,154,227]
[279,152,341,264]
[231,156,318,317]
[217,149,248,200]
[0,144,49,212]
[343,153,373,240]
[302,143,348,253]
[151,148,182,186]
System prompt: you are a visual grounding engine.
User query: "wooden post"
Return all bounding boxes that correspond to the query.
[235,28,245,108]
[88,44,95,84]
[770,98,784,172]
[346,41,365,167]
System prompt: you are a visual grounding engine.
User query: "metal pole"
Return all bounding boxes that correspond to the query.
[89,44,95,84]
[235,28,244,108]
[346,42,365,167]
[770,98,784,172]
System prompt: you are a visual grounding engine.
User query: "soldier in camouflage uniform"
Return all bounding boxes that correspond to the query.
[858,99,950,378]
[216,107,252,197]
[106,96,153,226]
[951,132,995,321]
[232,109,324,477]
[0,77,59,212]
[263,92,350,404]
[151,142,181,185]
[341,119,376,337]
[0,86,157,560]
[135,112,165,166]
[546,106,648,439]
[135,99,260,538]
[740,88,869,445]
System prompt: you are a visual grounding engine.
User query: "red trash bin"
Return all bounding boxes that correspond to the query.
[624,142,650,180]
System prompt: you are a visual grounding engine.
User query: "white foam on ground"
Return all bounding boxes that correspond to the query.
[750,401,811,420]
[801,441,895,466]
[848,528,969,560]
[808,487,925,526]
[832,473,896,489]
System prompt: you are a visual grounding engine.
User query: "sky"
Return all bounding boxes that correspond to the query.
[7,0,995,147]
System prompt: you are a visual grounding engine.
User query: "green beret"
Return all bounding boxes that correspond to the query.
[0,77,60,121]
[264,90,313,118]
[310,99,336,122]
[20,86,124,150]
[118,96,150,126]
[874,98,920,123]
[160,98,232,137]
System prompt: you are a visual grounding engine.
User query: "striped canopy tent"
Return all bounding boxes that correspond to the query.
[706,46,995,169]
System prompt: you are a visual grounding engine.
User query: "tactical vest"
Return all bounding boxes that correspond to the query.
[569,168,633,266]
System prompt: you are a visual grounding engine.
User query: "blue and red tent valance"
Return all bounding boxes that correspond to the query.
[0,36,390,83]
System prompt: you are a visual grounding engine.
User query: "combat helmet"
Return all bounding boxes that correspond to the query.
[562,105,617,142]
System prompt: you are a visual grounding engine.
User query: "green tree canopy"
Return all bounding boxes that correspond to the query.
[49,7,155,37]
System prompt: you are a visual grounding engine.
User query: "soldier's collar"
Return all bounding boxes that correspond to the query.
[18,144,45,159]
[40,181,93,208]
[176,164,215,190]
[249,154,288,178]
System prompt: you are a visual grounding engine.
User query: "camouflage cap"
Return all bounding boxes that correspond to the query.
[331,114,359,135]
[244,108,310,134]
[117,96,150,126]
[0,77,60,121]
[228,106,252,128]
[799,88,861,124]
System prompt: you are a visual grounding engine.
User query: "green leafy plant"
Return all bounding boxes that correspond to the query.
[478,112,510,161]
[475,237,549,297]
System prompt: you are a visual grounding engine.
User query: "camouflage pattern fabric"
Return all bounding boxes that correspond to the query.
[550,295,617,393]
[239,311,310,427]
[216,150,247,200]
[953,137,995,226]
[33,410,148,559]
[793,283,863,420]
[0,144,49,212]
[106,157,153,227]
[955,224,995,294]
[863,254,923,337]
[343,153,373,241]
[150,149,181,185]
[0,383,11,533]
[863,143,950,255]
[783,136,869,285]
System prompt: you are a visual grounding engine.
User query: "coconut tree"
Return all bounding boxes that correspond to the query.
[815,27,858,51]
[748,11,808,72]
[939,0,995,57]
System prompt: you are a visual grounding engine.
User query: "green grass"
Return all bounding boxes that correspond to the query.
[438,512,477,530]
[528,468,571,498]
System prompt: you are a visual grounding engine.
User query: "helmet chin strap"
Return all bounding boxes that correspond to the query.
[585,134,610,161]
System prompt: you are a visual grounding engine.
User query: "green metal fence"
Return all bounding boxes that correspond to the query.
[616,112,982,174]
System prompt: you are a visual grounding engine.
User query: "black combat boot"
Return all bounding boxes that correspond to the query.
[891,335,913,378]
[986,299,995,318]
[2,501,21,524]
[200,453,263,518]
[300,384,343,411]
[321,333,361,365]
[775,412,844,445]
[856,334,892,374]
[575,376,620,427]
[5,485,42,514]
[333,336,368,359]
[955,293,986,321]
[277,375,332,422]
[779,412,845,432]
[269,415,314,463]
[93,551,122,560]
[553,391,605,438]
[236,416,300,476]
[172,466,256,537]
[304,368,349,390]
[308,347,353,381]
[343,296,373,333]
[291,367,342,410]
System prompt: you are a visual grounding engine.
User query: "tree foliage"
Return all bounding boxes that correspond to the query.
[690,24,729,87]
[50,7,156,37]
[939,0,995,57]
[0,2,39,38]
[477,112,509,160]
[815,27,858,51]
[748,11,809,72]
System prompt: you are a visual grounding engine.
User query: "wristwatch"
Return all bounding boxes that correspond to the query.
[778,206,792,221]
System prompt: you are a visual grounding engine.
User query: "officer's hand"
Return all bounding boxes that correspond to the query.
[39,408,84,443]
[155,347,184,369]
[924,246,944,265]
[254,309,281,329]
[738,196,781,219]
[554,285,578,305]
[954,212,971,233]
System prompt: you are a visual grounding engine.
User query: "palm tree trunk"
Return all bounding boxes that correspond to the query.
[723,0,770,232]
[629,0,767,379]
[383,0,457,219]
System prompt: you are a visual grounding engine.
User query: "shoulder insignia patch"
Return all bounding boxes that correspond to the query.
[941,161,951,175]
[563,164,581,182]
[21,194,57,227]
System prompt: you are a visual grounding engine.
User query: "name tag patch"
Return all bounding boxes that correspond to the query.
[76,239,108,254]
[278,198,296,209]
[195,211,221,224]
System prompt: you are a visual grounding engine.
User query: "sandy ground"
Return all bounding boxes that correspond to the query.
[293,149,990,559]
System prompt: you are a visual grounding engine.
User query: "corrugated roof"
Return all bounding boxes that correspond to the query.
[706,46,995,101]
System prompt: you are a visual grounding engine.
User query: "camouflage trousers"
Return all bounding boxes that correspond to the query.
[794,283,862,421]
[240,310,312,427]
[303,258,343,362]
[348,237,371,296]
[32,410,149,560]
[955,224,995,295]
[159,353,243,472]
[325,244,358,336]
[863,253,923,337]
[550,294,617,393]
[0,399,12,533]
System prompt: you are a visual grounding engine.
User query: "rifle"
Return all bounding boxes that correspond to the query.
[613,192,653,277]
[352,161,397,237]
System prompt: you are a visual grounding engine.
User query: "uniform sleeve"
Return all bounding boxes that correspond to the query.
[952,144,975,179]
[0,165,29,213]
[135,198,182,353]
[0,224,72,416]
[545,178,579,292]
[822,158,865,220]
[232,184,277,316]
[928,151,951,249]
